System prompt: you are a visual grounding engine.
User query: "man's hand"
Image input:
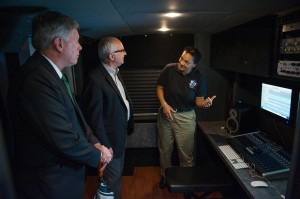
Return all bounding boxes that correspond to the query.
[162,103,177,121]
[94,143,112,165]
[203,95,216,108]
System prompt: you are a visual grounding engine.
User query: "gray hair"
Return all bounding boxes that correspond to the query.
[98,37,117,62]
[32,11,79,51]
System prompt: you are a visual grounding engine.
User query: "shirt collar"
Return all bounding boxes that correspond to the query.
[41,54,63,78]
[175,63,197,76]
[102,62,119,76]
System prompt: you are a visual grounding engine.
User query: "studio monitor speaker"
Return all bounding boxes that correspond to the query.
[226,106,257,134]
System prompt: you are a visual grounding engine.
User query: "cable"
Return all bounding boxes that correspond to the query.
[248,167,285,199]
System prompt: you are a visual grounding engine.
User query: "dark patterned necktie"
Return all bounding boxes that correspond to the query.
[61,75,74,102]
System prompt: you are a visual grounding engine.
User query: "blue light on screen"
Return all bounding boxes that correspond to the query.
[261,83,292,120]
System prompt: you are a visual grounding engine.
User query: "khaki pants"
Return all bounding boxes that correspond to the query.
[157,110,196,176]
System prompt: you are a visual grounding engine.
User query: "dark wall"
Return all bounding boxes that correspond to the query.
[286,94,300,199]
[0,51,27,199]
[80,34,194,75]
[120,34,194,69]
[80,37,99,80]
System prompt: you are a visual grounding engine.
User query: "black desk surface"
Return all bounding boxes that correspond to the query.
[198,121,288,199]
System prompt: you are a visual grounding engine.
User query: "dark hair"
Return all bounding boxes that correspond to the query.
[32,11,79,51]
[183,46,201,65]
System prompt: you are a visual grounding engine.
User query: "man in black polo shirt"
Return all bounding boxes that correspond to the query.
[156,46,216,188]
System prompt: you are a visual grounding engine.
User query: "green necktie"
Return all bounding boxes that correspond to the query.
[61,75,74,102]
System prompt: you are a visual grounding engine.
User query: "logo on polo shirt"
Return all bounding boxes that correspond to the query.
[189,80,197,89]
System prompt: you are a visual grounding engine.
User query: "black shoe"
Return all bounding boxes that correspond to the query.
[159,177,166,189]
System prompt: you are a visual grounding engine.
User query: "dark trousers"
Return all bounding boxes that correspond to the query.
[14,165,85,199]
[104,153,125,199]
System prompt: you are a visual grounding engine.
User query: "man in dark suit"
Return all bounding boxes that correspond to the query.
[8,11,112,199]
[81,36,134,199]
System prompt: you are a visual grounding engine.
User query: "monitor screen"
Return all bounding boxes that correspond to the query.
[261,83,292,120]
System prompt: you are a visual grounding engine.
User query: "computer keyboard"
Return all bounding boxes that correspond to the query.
[219,145,249,169]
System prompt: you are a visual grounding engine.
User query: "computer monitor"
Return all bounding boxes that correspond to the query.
[260,83,292,121]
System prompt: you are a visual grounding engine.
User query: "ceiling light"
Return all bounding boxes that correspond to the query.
[158,27,170,32]
[165,12,181,18]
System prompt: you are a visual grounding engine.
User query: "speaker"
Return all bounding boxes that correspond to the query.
[226,106,257,134]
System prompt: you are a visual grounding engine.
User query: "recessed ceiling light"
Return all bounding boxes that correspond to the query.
[158,27,170,32]
[165,12,181,18]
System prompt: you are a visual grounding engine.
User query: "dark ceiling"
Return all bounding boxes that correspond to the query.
[0,0,300,40]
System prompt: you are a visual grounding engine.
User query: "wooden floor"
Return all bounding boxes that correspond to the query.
[82,166,223,199]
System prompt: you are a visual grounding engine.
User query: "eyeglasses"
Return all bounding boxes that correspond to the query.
[112,49,126,53]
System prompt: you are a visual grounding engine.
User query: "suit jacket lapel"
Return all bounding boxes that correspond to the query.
[117,72,132,105]
[35,52,74,103]
[35,52,89,129]
[99,64,126,105]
